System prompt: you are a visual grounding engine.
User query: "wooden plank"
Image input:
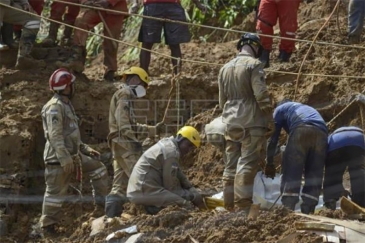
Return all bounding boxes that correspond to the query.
[295,213,365,234]
[295,222,335,232]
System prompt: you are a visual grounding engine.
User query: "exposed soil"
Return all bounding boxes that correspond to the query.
[1,0,364,242]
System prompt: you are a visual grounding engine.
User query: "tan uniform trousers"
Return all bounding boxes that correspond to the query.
[109,140,142,197]
[40,153,109,227]
[206,134,229,179]
[225,127,266,209]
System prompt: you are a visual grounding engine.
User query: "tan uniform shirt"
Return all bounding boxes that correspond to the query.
[127,137,193,207]
[41,94,90,166]
[218,53,270,130]
[107,84,154,146]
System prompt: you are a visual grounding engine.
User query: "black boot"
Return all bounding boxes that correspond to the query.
[105,194,128,218]
[104,70,115,82]
[15,38,46,70]
[324,199,336,210]
[259,49,270,68]
[278,50,292,62]
[41,22,60,47]
[60,26,73,47]
[301,204,315,214]
[348,35,361,44]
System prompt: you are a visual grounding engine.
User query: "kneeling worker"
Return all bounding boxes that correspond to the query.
[127,126,206,214]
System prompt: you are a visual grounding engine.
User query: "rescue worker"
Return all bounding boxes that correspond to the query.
[105,66,165,218]
[61,0,128,81]
[0,0,45,69]
[41,0,80,47]
[204,116,232,209]
[218,33,272,213]
[40,69,109,234]
[129,0,207,75]
[265,100,328,214]
[256,0,302,67]
[348,0,365,44]
[323,126,365,209]
[127,126,206,214]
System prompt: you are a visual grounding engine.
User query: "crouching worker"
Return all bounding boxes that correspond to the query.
[323,126,365,209]
[127,126,206,214]
[40,69,109,235]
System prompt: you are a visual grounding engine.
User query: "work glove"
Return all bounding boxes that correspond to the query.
[155,121,166,134]
[264,163,276,179]
[133,141,143,152]
[129,3,139,14]
[21,3,30,11]
[190,188,207,210]
[63,162,75,174]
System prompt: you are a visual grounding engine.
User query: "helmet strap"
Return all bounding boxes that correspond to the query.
[247,44,259,58]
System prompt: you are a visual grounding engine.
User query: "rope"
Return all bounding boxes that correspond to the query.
[294,0,341,101]
[2,3,365,80]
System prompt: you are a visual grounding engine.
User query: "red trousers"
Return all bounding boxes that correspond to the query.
[14,0,44,31]
[256,0,301,53]
[73,2,127,72]
[50,0,80,25]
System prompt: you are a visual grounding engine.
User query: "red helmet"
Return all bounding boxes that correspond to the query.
[49,68,75,91]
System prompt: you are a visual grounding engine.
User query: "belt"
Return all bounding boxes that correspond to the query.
[46,162,61,165]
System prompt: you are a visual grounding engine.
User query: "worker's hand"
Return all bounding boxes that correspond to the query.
[88,148,101,157]
[264,163,276,179]
[129,3,140,14]
[155,121,166,134]
[21,3,30,11]
[190,188,207,210]
[63,162,75,174]
[91,0,110,8]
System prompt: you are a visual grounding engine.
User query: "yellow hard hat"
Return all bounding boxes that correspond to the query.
[177,126,201,148]
[122,66,150,85]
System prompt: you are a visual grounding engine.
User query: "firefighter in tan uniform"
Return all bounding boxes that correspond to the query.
[40,69,109,234]
[105,67,164,217]
[218,33,272,213]
[127,126,206,214]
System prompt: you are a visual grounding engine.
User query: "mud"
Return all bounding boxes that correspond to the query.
[0,0,364,242]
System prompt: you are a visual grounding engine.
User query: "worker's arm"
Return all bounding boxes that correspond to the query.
[251,64,272,116]
[162,157,176,191]
[45,104,73,167]
[266,109,283,164]
[218,68,227,109]
[114,91,139,143]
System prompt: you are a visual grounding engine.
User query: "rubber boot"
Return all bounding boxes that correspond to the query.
[301,204,315,214]
[41,22,60,47]
[348,35,361,44]
[56,45,86,72]
[144,206,162,215]
[60,26,73,47]
[103,70,115,82]
[259,49,270,68]
[1,22,17,49]
[278,50,292,63]
[105,194,128,218]
[223,180,234,210]
[324,199,336,210]
[15,39,46,70]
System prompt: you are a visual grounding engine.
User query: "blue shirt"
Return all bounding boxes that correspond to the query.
[271,102,327,142]
[328,126,365,152]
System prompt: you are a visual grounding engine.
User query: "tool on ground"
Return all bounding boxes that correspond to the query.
[204,197,224,210]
